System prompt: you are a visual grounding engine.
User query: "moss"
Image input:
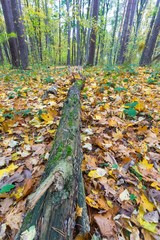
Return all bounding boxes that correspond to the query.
[20,211,34,232]
[66,145,72,157]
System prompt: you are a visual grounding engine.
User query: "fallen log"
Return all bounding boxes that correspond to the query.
[16,80,90,240]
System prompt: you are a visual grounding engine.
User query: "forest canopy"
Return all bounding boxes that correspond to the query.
[0,0,160,69]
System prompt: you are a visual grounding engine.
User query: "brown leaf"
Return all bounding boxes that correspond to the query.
[94,212,117,238]
[0,198,13,214]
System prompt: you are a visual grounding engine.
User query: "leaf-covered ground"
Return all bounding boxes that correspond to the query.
[0,66,160,239]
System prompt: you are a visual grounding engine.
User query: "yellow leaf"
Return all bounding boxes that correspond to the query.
[135,101,145,111]
[103,103,110,110]
[88,168,106,178]
[107,200,113,208]
[0,163,18,179]
[29,116,41,128]
[137,205,157,233]
[112,130,123,140]
[0,115,5,123]
[139,158,153,170]
[86,196,99,209]
[11,187,24,200]
[11,153,19,161]
[108,118,117,127]
[76,205,83,217]
[141,142,148,153]
[151,182,160,190]
[140,194,154,212]
[41,112,53,124]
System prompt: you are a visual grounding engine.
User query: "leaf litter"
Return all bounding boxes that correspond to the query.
[0,66,160,239]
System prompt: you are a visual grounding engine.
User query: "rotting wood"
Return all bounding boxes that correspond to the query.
[16,79,90,240]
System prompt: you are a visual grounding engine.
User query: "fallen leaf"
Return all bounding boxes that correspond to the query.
[94,212,117,237]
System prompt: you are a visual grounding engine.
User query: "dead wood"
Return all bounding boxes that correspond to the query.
[16,80,90,240]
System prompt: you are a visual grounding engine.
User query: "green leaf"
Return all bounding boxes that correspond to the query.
[124,108,137,117]
[112,164,118,169]
[125,101,138,108]
[130,194,137,201]
[0,184,15,194]
[114,87,126,92]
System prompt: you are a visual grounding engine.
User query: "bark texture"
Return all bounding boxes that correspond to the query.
[1,0,20,67]
[139,0,160,65]
[116,0,138,64]
[87,0,99,65]
[11,0,28,69]
[16,80,89,240]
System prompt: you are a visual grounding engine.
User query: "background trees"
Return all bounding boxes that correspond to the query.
[140,0,160,65]
[0,0,159,67]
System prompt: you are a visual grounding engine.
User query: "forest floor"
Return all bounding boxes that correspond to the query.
[0,65,160,240]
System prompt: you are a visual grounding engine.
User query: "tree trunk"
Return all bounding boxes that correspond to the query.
[59,0,62,65]
[3,42,11,63]
[11,0,28,69]
[76,0,81,66]
[16,80,89,240]
[66,0,71,66]
[109,0,119,64]
[87,0,99,66]
[0,45,4,64]
[116,0,138,65]
[1,0,20,67]
[139,0,160,65]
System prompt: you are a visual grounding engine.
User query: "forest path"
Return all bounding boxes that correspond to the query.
[0,66,160,239]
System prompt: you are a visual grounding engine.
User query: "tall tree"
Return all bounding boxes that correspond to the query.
[66,0,71,66]
[116,0,138,65]
[139,0,160,65]
[109,0,119,64]
[87,0,99,65]
[11,0,28,69]
[1,0,20,67]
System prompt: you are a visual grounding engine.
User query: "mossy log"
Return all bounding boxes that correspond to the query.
[16,80,90,240]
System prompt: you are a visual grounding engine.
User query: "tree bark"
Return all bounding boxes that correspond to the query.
[66,0,71,66]
[11,0,28,69]
[87,0,99,66]
[16,80,89,240]
[1,0,20,67]
[139,0,160,65]
[116,0,138,65]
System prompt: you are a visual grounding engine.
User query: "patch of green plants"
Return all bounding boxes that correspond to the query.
[114,86,126,92]
[123,101,138,118]
[43,76,55,83]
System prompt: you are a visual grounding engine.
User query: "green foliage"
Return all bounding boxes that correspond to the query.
[147,71,159,85]
[0,184,15,194]
[130,194,137,201]
[43,76,55,83]
[112,164,118,169]
[124,108,137,118]
[114,86,126,92]
[125,102,138,108]
[16,109,32,117]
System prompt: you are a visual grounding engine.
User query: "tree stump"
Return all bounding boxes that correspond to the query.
[16,80,89,240]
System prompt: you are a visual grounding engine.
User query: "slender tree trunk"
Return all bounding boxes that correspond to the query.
[58,0,61,65]
[87,0,99,65]
[116,0,138,65]
[44,0,50,50]
[95,34,100,65]
[0,45,4,64]
[3,42,11,63]
[139,0,160,65]
[99,0,110,63]
[85,0,91,62]
[1,0,20,67]
[66,0,71,66]
[76,0,81,66]
[11,0,28,69]
[109,0,119,64]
